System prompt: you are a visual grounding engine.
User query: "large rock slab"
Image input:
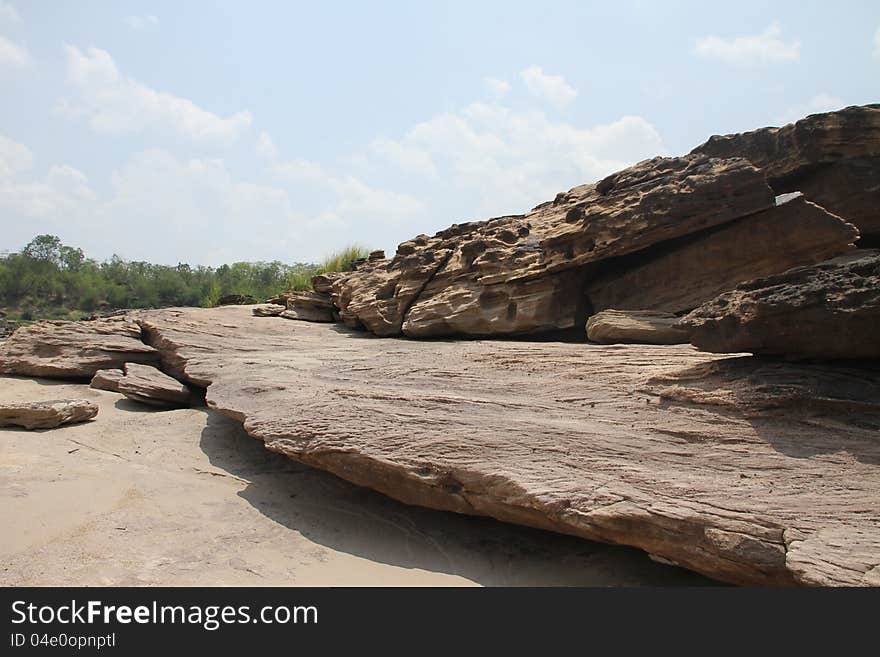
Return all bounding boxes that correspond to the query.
[586,194,859,314]
[586,310,689,345]
[682,251,880,360]
[0,399,98,430]
[692,104,880,240]
[347,155,774,337]
[131,305,880,586]
[280,291,335,323]
[0,316,159,379]
[89,368,124,392]
[117,363,196,409]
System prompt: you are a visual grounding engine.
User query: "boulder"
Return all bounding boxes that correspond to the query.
[340,155,774,337]
[311,272,345,295]
[117,363,196,409]
[280,291,335,323]
[681,251,880,360]
[0,316,159,379]
[585,194,859,314]
[133,305,880,586]
[0,399,98,430]
[691,104,880,241]
[252,304,286,317]
[586,310,689,345]
[89,369,124,392]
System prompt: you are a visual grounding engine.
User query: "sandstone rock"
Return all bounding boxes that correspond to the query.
[132,306,880,586]
[0,399,98,430]
[681,251,880,360]
[252,304,286,317]
[343,155,774,337]
[586,194,859,314]
[89,369,124,392]
[0,316,159,379]
[117,363,196,409]
[280,291,335,323]
[586,310,689,345]
[691,104,880,241]
[311,272,344,295]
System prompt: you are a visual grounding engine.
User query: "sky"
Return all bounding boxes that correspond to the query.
[0,1,877,266]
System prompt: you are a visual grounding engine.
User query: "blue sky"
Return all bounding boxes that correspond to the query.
[1,1,877,265]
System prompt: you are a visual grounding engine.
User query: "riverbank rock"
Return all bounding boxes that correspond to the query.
[117,363,196,409]
[0,316,159,379]
[0,399,98,430]
[681,251,880,360]
[691,104,880,241]
[586,310,689,345]
[89,369,124,392]
[585,194,858,314]
[252,304,286,317]
[280,291,335,323]
[130,305,880,586]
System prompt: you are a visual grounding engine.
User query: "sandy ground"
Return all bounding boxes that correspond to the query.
[0,375,713,586]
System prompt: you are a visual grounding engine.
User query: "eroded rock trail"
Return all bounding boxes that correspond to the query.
[2,105,879,586]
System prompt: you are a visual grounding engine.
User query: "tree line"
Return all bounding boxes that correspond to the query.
[0,235,368,324]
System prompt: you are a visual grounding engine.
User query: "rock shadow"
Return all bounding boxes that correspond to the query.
[197,409,716,587]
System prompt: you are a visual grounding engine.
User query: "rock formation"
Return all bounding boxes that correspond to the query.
[692,103,880,242]
[682,250,880,360]
[116,362,197,409]
[280,291,335,323]
[0,316,160,379]
[586,310,689,345]
[252,304,286,317]
[0,399,98,429]
[89,368,124,392]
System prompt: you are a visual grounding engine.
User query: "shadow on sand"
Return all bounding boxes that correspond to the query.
[197,409,717,586]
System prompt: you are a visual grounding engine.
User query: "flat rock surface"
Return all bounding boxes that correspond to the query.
[0,316,159,379]
[0,377,708,586]
[683,251,880,359]
[0,399,98,430]
[117,363,195,408]
[135,306,880,586]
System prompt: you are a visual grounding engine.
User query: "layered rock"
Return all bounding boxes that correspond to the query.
[252,304,286,317]
[120,305,880,586]
[586,194,859,314]
[0,399,98,430]
[280,291,335,323]
[692,104,880,241]
[0,316,159,379]
[586,310,689,345]
[117,363,197,409]
[89,368,124,392]
[682,251,880,360]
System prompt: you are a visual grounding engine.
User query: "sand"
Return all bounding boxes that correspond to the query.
[0,375,712,586]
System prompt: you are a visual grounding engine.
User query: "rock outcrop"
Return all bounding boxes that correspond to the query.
[692,104,880,242]
[0,399,99,429]
[252,304,286,317]
[681,251,880,360]
[585,194,858,314]
[280,291,335,323]
[586,310,689,345]
[122,305,879,586]
[117,363,197,409]
[89,368,124,392]
[0,316,160,379]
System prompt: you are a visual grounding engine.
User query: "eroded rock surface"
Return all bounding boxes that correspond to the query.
[0,316,159,379]
[586,310,689,345]
[682,251,880,360]
[692,104,880,240]
[117,363,196,409]
[281,291,335,323]
[125,306,880,586]
[252,304,286,317]
[0,399,98,430]
[90,369,124,392]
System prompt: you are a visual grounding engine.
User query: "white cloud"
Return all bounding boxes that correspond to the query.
[0,2,20,24]
[519,65,577,107]
[0,134,33,177]
[59,45,252,145]
[124,15,159,31]
[778,93,844,125]
[693,22,800,65]
[484,77,512,97]
[255,131,278,159]
[0,35,31,70]
[874,26,880,61]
